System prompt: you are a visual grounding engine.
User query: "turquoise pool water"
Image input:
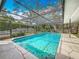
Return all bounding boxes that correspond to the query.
[13,32,61,59]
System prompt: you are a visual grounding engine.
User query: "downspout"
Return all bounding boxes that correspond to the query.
[62,0,65,33]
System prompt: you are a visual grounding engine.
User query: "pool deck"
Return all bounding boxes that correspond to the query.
[56,33,79,59]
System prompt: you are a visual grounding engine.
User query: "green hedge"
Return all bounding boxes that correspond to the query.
[12,32,25,37]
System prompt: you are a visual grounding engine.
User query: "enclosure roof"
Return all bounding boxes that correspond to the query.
[4,0,59,12]
[1,0,63,25]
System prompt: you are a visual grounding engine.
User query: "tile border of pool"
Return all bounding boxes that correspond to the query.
[12,32,61,40]
[11,33,34,40]
[55,34,62,59]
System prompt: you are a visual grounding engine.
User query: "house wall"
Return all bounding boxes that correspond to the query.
[64,0,79,23]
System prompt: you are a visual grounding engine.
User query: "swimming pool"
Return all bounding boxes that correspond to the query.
[13,32,61,59]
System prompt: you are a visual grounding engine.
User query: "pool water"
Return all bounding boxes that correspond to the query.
[13,32,61,59]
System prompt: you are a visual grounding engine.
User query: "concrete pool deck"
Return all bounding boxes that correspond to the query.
[56,33,79,59]
[0,41,38,59]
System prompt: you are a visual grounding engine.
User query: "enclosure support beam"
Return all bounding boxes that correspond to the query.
[9,20,12,38]
[69,19,71,38]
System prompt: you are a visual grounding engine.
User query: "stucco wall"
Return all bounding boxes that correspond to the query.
[64,0,79,23]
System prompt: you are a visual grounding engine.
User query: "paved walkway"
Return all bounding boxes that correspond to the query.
[56,34,79,59]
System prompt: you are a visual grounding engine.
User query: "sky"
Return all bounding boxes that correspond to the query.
[3,0,62,20]
[4,0,14,12]
[3,0,59,12]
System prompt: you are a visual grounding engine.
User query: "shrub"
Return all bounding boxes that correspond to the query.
[12,32,25,37]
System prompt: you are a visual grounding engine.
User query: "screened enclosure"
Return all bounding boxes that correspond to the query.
[0,0,64,39]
